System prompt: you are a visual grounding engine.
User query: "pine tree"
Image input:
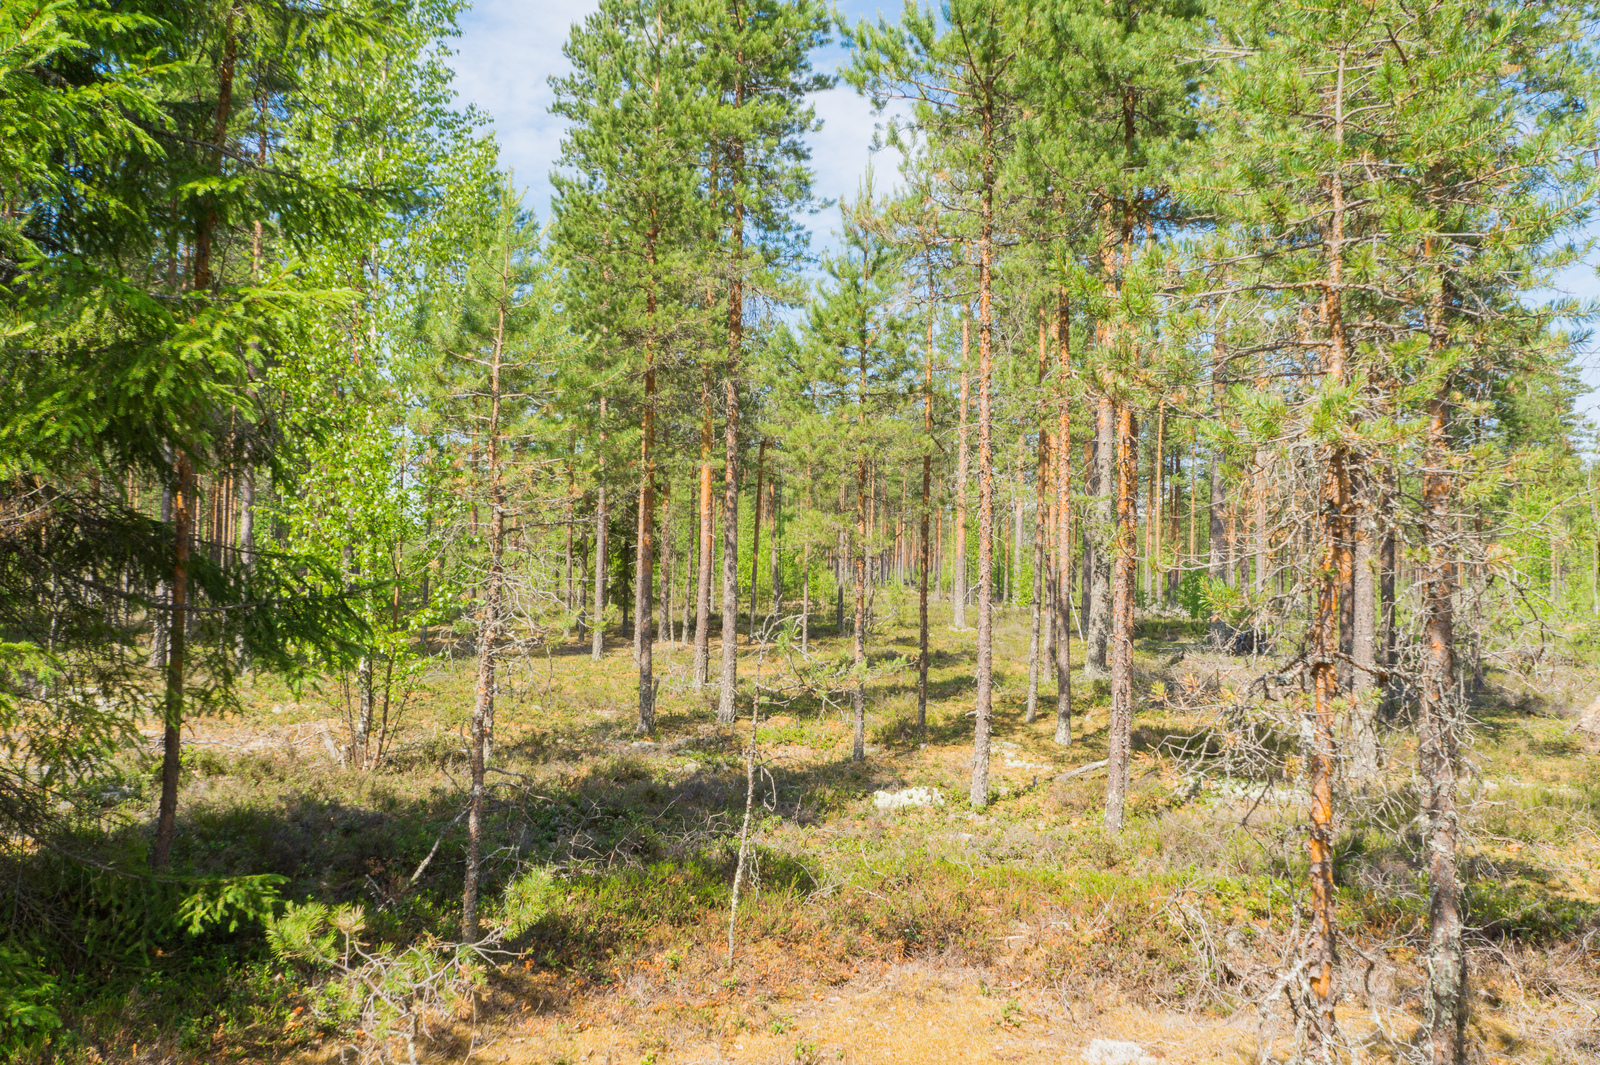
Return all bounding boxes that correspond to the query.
[552,0,712,734]
[796,188,914,762]
[704,0,830,726]
[850,0,1017,808]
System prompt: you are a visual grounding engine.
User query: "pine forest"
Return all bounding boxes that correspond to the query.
[4,0,1600,1061]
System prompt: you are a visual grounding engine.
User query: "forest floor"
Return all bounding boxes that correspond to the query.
[51,592,1600,1064]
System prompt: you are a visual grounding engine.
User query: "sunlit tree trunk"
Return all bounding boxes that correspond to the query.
[969,139,997,809]
[953,315,971,630]
[1104,405,1137,830]
[463,246,510,939]
[718,132,744,726]
[694,368,714,687]
[591,396,608,661]
[1053,290,1074,744]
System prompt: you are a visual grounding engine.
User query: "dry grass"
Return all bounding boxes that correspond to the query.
[46,593,1599,1064]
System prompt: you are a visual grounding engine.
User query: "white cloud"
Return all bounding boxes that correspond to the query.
[445,0,905,254]
[447,0,600,219]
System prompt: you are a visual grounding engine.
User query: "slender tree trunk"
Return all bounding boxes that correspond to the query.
[718,146,744,726]
[151,456,193,868]
[1208,456,1227,589]
[1306,64,1350,1040]
[1086,397,1114,674]
[1104,406,1137,831]
[970,157,997,809]
[661,476,674,646]
[1420,402,1465,1065]
[919,273,934,735]
[1010,448,1024,608]
[769,477,781,615]
[564,463,575,612]
[592,398,609,661]
[462,286,508,939]
[148,484,172,671]
[1421,255,1466,1064]
[954,315,971,629]
[355,551,374,769]
[235,467,255,668]
[1350,481,1379,780]
[1381,466,1398,713]
[695,368,714,687]
[634,486,646,666]
[835,521,846,634]
[153,22,233,866]
[1027,463,1047,725]
[1253,448,1269,594]
[852,453,868,762]
[1054,291,1074,744]
[749,438,765,634]
[637,255,659,735]
[801,541,811,654]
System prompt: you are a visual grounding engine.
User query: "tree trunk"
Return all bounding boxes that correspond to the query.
[769,477,781,616]
[852,452,867,762]
[694,368,714,687]
[1054,292,1074,745]
[1010,449,1024,608]
[1253,447,1269,594]
[718,161,744,726]
[1208,316,1228,619]
[1104,406,1137,831]
[153,25,233,865]
[1420,385,1465,1065]
[969,164,996,809]
[463,227,516,937]
[953,315,971,629]
[919,275,934,735]
[564,464,575,612]
[637,262,658,735]
[1027,442,1047,726]
[801,541,811,654]
[749,438,765,635]
[661,477,674,646]
[148,484,173,671]
[1306,79,1351,1038]
[151,456,193,868]
[1420,248,1466,1062]
[1027,312,1049,724]
[592,398,609,662]
[1350,481,1379,781]
[1380,467,1398,715]
[1086,396,1114,675]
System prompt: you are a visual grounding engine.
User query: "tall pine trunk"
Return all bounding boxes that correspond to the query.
[636,248,658,736]
[969,147,996,809]
[852,453,867,762]
[718,135,744,726]
[1086,396,1114,675]
[953,316,971,630]
[1053,290,1074,744]
[918,273,935,734]
[694,369,714,687]
[1305,65,1351,1038]
[1104,406,1137,830]
[1420,260,1466,1065]
[591,397,609,661]
[749,438,765,633]
[463,251,509,939]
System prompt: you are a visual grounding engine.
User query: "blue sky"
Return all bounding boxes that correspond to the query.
[444,0,1600,427]
[444,0,901,236]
